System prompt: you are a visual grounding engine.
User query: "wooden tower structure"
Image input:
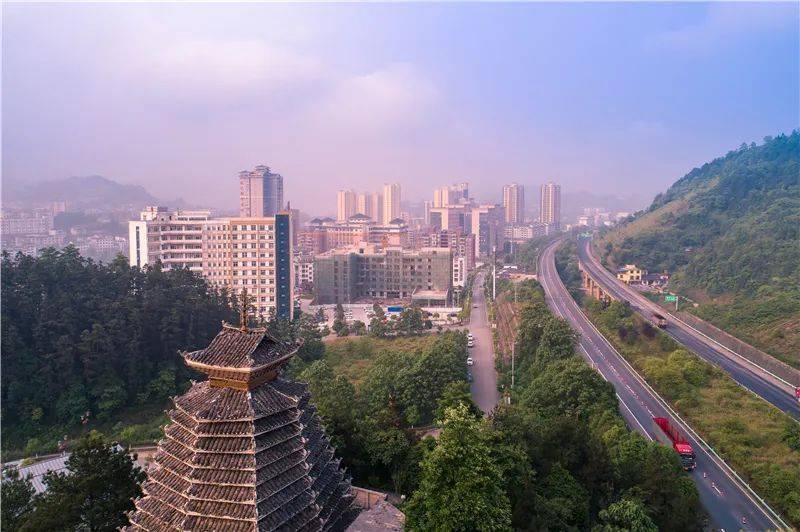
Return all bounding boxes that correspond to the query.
[126,310,358,531]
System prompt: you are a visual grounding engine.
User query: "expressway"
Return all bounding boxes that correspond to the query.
[538,239,789,531]
[577,237,800,419]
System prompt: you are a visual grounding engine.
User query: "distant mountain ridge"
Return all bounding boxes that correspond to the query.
[597,131,799,367]
[4,175,191,210]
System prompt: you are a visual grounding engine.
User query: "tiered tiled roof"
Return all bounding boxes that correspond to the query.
[126,323,358,531]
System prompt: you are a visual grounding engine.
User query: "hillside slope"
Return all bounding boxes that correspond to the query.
[597,132,799,367]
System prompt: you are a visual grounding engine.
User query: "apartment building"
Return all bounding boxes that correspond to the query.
[502,183,525,224]
[313,243,452,305]
[239,165,284,217]
[128,206,211,271]
[540,182,561,228]
[382,183,401,224]
[201,213,294,319]
[337,189,357,221]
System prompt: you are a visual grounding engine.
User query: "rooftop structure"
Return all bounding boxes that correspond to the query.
[126,304,358,531]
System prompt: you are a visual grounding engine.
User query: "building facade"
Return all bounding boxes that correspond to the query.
[201,213,294,319]
[382,183,401,224]
[502,183,525,224]
[540,182,561,228]
[128,207,211,271]
[313,244,452,305]
[239,165,284,217]
[337,189,357,222]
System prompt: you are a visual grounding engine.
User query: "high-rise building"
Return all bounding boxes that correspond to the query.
[433,182,469,208]
[382,183,401,224]
[503,183,525,224]
[201,213,294,320]
[356,193,369,218]
[540,182,561,228]
[239,165,284,217]
[370,193,383,223]
[337,189,356,221]
[470,204,506,257]
[128,207,212,271]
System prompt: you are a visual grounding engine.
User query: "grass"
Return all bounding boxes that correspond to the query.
[324,335,440,387]
[582,302,800,526]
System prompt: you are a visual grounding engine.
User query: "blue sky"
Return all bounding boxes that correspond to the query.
[2,2,797,213]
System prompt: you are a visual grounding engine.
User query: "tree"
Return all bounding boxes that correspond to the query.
[405,404,512,531]
[332,304,348,336]
[350,320,367,336]
[435,381,481,421]
[533,316,577,365]
[1,469,36,532]
[20,431,146,531]
[594,498,658,532]
[296,313,325,363]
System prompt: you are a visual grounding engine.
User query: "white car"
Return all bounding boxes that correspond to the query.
[467,339,475,348]
[466,357,474,366]
[467,332,474,341]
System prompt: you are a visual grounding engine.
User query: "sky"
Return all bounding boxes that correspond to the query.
[2,2,798,214]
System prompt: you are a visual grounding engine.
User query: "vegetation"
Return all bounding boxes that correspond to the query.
[581,298,800,526]
[406,279,703,530]
[289,331,473,494]
[596,132,800,367]
[2,431,145,531]
[1,247,236,458]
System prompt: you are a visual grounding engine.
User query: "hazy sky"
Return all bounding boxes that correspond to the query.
[3,2,797,214]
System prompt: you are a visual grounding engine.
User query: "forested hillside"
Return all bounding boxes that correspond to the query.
[597,132,799,367]
[1,247,236,457]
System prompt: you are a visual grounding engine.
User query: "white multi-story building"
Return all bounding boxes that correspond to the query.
[382,183,401,224]
[294,254,315,290]
[128,207,211,271]
[337,189,357,222]
[201,214,294,319]
[540,182,561,228]
[129,207,294,319]
[502,183,525,224]
[239,165,284,217]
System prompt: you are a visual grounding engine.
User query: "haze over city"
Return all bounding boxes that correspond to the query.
[3,2,797,212]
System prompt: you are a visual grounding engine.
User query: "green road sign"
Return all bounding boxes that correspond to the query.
[664,295,678,302]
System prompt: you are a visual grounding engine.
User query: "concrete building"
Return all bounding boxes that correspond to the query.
[504,222,550,242]
[239,165,284,217]
[128,207,211,271]
[470,204,506,257]
[502,183,525,224]
[367,218,409,248]
[616,264,646,284]
[433,183,469,207]
[314,243,452,305]
[201,213,294,319]
[337,189,357,222]
[540,182,561,228]
[294,253,315,290]
[1,211,54,235]
[382,183,401,225]
[428,204,471,233]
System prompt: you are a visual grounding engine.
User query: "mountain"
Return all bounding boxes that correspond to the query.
[3,175,190,211]
[596,131,799,367]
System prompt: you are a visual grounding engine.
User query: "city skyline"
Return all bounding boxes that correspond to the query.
[3,3,797,213]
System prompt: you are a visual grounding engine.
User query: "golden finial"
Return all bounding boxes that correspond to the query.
[239,288,250,331]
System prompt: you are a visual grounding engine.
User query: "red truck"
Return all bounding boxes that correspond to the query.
[652,417,696,471]
[651,312,668,328]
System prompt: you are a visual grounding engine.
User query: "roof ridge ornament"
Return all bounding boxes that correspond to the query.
[239,288,250,331]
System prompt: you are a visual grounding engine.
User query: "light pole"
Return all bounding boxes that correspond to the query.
[511,343,515,388]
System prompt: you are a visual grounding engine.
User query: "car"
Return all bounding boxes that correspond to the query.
[466,332,474,340]
[467,340,475,347]
[473,304,479,308]
[466,357,474,366]
[467,371,473,382]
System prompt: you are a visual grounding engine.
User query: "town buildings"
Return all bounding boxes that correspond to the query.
[313,243,453,306]
[433,182,469,207]
[616,264,646,284]
[129,207,295,320]
[382,183,401,224]
[337,189,357,221]
[540,182,561,228]
[239,165,284,217]
[502,183,525,224]
[128,206,211,272]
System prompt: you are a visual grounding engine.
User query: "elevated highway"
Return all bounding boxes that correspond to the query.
[538,239,790,531]
[577,237,800,419]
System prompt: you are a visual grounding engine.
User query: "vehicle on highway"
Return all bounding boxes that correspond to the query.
[652,417,696,471]
[467,371,473,382]
[467,339,475,347]
[466,332,474,340]
[473,304,478,308]
[651,312,668,328]
[466,357,474,366]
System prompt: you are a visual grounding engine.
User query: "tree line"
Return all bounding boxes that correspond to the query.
[405,280,704,530]
[1,247,237,457]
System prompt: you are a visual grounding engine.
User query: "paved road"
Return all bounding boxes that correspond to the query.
[538,239,788,531]
[578,237,800,419]
[468,272,501,413]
